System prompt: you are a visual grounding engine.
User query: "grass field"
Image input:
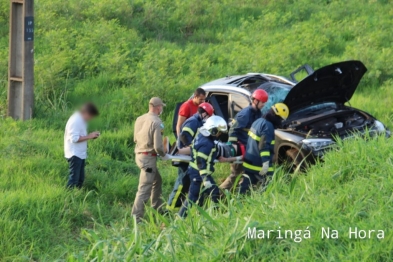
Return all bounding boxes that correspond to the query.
[1,0,393,260]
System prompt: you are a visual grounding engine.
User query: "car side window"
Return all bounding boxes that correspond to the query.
[207,93,229,121]
[230,93,251,118]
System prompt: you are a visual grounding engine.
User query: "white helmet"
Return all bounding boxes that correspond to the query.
[199,115,228,137]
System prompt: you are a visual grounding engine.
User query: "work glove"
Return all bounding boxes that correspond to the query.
[160,154,171,161]
[202,176,213,189]
[259,161,269,176]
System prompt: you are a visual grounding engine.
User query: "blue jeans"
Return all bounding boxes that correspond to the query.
[66,156,85,189]
[179,171,219,218]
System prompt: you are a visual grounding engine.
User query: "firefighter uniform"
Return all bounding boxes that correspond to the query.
[177,113,204,149]
[178,132,219,218]
[167,113,204,211]
[240,117,275,193]
[131,109,166,222]
[220,105,262,190]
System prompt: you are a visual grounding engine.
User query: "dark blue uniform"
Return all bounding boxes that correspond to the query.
[179,133,219,217]
[240,118,275,193]
[177,113,204,148]
[228,106,262,145]
[167,113,204,211]
[220,105,262,191]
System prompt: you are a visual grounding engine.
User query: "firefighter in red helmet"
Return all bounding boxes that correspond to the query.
[219,89,268,191]
[167,102,214,211]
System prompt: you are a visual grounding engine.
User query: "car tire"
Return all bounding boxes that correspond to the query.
[285,148,305,172]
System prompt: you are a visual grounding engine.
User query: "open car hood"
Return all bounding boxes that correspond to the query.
[284,60,367,112]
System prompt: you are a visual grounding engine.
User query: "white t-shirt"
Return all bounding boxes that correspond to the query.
[64,112,88,159]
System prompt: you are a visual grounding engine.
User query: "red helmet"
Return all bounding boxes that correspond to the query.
[252,89,268,103]
[199,102,214,116]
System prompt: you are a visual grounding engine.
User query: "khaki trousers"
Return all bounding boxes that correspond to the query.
[219,163,244,190]
[131,154,163,222]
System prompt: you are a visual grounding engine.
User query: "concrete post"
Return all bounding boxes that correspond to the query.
[8,0,34,120]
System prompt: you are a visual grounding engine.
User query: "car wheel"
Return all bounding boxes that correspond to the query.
[285,148,305,172]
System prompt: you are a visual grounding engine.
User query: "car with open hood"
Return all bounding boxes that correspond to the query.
[172,60,390,168]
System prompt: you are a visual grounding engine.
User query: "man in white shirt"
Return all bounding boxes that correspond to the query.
[64,103,100,188]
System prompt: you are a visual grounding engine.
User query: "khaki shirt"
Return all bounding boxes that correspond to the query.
[134,112,165,156]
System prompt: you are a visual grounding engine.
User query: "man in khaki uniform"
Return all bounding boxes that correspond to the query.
[131,97,169,223]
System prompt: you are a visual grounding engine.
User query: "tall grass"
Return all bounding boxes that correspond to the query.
[74,136,393,261]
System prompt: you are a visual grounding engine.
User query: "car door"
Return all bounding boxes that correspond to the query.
[206,92,229,122]
[205,92,231,141]
[229,92,251,122]
[172,101,185,138]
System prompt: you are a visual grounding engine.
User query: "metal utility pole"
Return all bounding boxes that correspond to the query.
[8,0,34,120]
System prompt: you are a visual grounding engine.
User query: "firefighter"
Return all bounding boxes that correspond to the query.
[167,102,214,211]
[240,103,289,194]
[179,115,228,218]
[220,89,269,190]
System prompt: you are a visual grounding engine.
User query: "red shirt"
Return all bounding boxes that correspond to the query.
[178,99,198,119]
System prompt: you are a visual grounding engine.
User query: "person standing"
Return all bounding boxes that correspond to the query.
[167,102,214,211]
[178,116,228,218]
[240,103,289,193]
[64,102,100,189]
[131,97,169,223]
[219,89,268,191]
[176,88,206,136]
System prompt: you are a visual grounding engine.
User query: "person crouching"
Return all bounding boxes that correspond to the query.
[240,103,289,194]
[167,102,214,211]
[178,116,228,218]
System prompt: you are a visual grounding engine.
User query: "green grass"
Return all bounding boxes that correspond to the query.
[1,0,393,260]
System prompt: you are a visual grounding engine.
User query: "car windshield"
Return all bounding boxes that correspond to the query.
[257,82,291,115]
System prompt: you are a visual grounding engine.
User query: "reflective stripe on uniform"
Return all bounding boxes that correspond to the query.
[167,184,183,211]
[166,204,179,211]
[260,151,270,157]
[271,140,275,145]
[182,127,195,137]
[228,137,237,142]
[268,167,274,172]
[199,170,210,175]
[248,131,260,141]
[189,162,198,170]
[191,144,198,166]
[243,128,250,132]
[190,137,216,176]
[197,152,208,160]
[205,148,216,175]
[243,162,262,172]
[189,162,211,175]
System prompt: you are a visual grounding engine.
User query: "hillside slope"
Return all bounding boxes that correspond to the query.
[0,0,393,260]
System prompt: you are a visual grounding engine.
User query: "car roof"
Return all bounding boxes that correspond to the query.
[201,73,295,87]
[200,85,252,97]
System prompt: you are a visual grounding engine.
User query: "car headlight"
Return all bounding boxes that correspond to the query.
[302,138,335,151]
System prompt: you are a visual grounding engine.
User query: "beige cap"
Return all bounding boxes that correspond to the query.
[149,97,166,107]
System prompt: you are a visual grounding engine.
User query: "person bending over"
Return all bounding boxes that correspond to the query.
[240,103,289,194]
[179,116,228,218]
[220,89,268,190]
[167,103,214,211]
